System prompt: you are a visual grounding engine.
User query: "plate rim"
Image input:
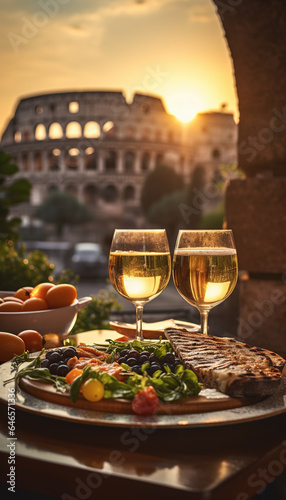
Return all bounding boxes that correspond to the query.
[0,360,285,428]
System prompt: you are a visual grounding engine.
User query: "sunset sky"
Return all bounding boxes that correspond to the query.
[0,0,238,136]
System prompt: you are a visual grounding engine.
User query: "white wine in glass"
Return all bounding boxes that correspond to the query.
[109,229,171,340]
[173,230,238,335]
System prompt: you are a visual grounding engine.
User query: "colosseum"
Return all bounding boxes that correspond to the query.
[0,90,237,238]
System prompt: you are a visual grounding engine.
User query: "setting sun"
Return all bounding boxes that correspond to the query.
[164,90,205,123]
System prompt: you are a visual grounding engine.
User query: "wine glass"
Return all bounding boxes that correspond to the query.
[109,229,171,340]
[173,230,238,335]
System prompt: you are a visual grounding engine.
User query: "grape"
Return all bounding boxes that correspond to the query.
[57,364,70,376]
[118,356,127,364]
[63,347,77,359]
[49,363,58,375]
[138,354,149,365]
[126,350,140,361]
[49,352,61,364]
[126,357,138,367]
[120,349,129,357]
[46,350,56,360]
[64,357,73,365]
[149,363,161,375]
[131,365,141,374]
[140,351,150,358]
[165,352,175,364]
[149,354,161,365]
[41,359,50,368]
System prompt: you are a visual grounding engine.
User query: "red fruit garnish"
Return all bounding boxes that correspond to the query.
[132,386,159,415]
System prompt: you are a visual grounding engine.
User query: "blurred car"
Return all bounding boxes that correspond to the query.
[71,243,108,278]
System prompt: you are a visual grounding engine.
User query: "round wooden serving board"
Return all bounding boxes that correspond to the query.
[18,377,259,415]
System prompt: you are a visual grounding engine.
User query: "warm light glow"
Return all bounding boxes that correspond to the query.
[123,276,160,299]
[204,281,230,302]
[164,90,205,122]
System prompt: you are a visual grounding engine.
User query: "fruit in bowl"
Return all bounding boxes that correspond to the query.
[0,283,92,336]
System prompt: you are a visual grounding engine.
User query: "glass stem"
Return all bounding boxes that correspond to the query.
[200,309,209,335]
[135,305,144,341]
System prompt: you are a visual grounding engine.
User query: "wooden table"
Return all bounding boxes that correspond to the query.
[0,330,285,499]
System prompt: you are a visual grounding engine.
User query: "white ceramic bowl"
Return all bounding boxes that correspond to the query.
[0,292,92,336]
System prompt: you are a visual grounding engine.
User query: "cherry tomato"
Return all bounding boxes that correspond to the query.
[18,330,43,353]
[82,378,104,402]
[131,386,159,415]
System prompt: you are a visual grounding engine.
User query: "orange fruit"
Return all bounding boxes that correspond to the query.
[65,368,83,385]
[14,287,33,301]
[2,297,24,304]
[30,282,55,300]
[22,297,48,311]
[0,301,23,312]
[45,284,77,309]
[0,332,25,362]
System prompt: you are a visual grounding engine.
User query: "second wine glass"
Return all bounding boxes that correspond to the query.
[173,230,238,335]
[109,229,171,340]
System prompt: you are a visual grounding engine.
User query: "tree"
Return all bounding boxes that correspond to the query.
[148,189,186,248]
[141,164,184,215]
[182,164,206,229]
[35,191,93,238]
[0,151,31,242]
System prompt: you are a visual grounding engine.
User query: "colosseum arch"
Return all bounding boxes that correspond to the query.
[47,184,58,194]
[68,101,79,114]
[155,153,164,166]
[102,121,115,136]
[103,184,118,203]
[65,184,78,198]
[124,151,135,173]
[141,152,150,171]
[83,121,100,138]
[35,123,46,141]
[14,131,22,143]
[66,121,82,139]
[48,150,60,171]
[22,152,30,171]
[105,150,117,171]
[34,152,43,171]
[84,149,97,170]
[123,185,135,201]
[49,122,63,139]
[212,148,221,160]
[65,148,79,170]
[84,184,98,205]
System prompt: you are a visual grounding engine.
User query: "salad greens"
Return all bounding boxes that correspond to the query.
[7,339,201,404]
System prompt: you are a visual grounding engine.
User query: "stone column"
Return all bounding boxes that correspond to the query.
[117,150,124,173]
[149,152,156,170]
[98,150,104,173]
[78,183,84,203]
[213,0,286,356]
[134,152,141,174]
[78,153,84,173]
[42,150,49,173]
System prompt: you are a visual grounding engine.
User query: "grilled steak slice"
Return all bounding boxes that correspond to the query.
[165,329,285,398]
